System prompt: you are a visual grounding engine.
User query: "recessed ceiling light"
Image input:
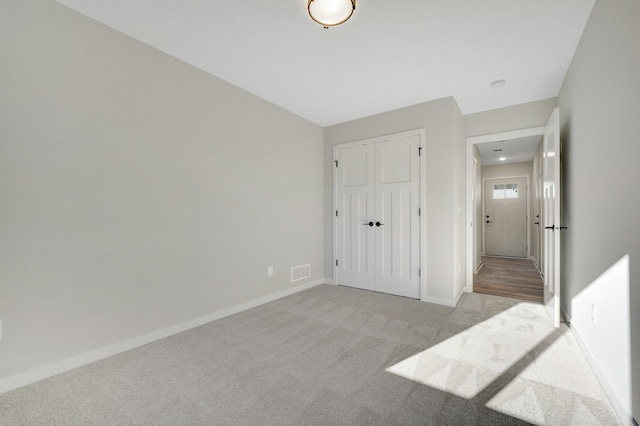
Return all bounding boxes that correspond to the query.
[498,157,507,161]
[490,79,506,89]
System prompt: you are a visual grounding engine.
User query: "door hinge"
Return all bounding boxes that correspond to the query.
[418,268,421,277]
[336,259,339,267]
[418,208,421,216]
[418,146,422,156]
[336,210,338,217]
[335,160,338,167]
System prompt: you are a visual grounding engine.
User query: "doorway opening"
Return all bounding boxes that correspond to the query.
[465,127,545,302]
[466,109,561,326]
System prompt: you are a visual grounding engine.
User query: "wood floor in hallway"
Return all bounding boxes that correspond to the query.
[474,256,544,302]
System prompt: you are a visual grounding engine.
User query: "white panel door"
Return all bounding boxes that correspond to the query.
[374,136,421,299]
[543,108,561,328]
[335,133,421,299]
[484,178,528,258]
[335,145,375,291]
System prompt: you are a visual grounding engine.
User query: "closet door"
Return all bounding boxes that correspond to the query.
[335,144,376,291]
[374,136,421,299]
[335,133,421,299]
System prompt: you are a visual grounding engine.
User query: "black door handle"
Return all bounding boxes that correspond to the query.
[545,225,555,230]
[486,220,492,224]
[534,222,539,225]
[376,222,383,227]
[363,222,374,227]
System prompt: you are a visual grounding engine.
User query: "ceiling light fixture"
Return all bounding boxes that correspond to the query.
[490,79,506,90]
[308,0,356,29]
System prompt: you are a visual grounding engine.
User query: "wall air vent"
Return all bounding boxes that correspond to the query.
[291,264,311,282]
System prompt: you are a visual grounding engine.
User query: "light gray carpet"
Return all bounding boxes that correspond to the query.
[0,284,621,425]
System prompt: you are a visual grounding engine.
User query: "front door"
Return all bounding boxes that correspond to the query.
[484,177,528,258]
[335,133,421,299]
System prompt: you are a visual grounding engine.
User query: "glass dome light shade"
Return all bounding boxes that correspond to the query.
[308,0,356,27]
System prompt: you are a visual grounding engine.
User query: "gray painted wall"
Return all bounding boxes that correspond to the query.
[0,0,324,380]
[464,98,557,138]
[324,97,466,304]
[558,0,639,420]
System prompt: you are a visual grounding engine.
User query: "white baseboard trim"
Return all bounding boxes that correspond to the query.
[325,278,336,285]
[422,294,459,307]
[560,304,571,325]
[530,257,543,278]
[566,311,632,425]
[0,279,325,395]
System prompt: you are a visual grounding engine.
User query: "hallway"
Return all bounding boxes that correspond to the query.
[474,256,544,302]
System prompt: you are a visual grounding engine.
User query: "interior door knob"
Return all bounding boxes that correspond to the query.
[486,220,492,224]
[376,222,383,227]
[363,222,374,227]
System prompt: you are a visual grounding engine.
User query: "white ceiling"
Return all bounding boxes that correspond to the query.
[477,135,542,166]
[55,0,595,127]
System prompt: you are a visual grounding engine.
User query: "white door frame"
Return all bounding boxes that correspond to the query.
[465,127,544,293]
[333,129,427,300]
[482,175,530,258]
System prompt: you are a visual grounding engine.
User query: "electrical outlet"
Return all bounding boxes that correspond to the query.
[267,266,273,277]
[591,303,596,323]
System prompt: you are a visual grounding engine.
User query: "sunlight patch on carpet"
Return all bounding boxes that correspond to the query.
[386,301,554,399]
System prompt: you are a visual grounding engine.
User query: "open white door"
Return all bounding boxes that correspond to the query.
[542,108,561,327]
